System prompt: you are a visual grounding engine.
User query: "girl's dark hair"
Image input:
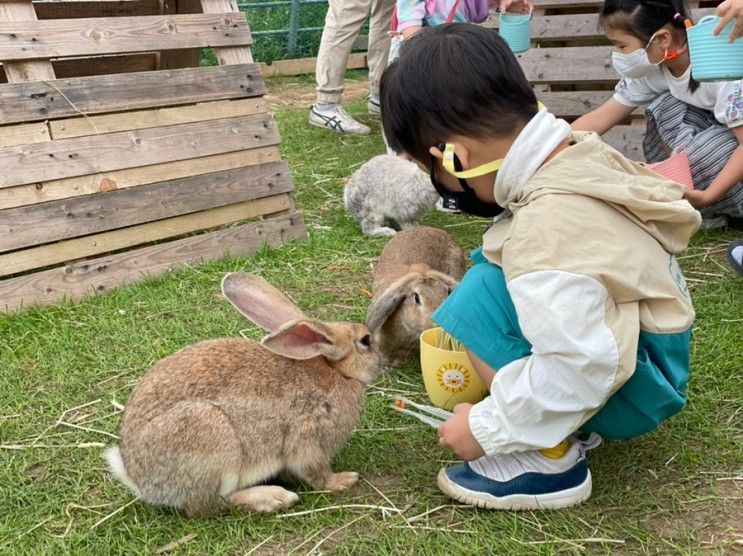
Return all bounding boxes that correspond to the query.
[380,24,538,163]
[600,0,699,91]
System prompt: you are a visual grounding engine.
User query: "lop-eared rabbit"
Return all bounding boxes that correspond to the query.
[105,273,382,517]
[367,226,466,365]
[344,154,439,236]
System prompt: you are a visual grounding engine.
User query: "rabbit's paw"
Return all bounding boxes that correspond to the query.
[325,471,359,491]
[228,485,300,513]
[367,227,398,237]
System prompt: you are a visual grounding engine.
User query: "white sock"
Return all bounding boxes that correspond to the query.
[314,102,338,112]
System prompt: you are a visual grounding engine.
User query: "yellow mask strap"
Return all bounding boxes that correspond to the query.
[440,102,547,179]
[442,143,504,179]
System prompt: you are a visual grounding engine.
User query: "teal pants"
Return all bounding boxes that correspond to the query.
[432,250,691,439]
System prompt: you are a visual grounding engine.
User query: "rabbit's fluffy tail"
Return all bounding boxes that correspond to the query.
[104,446,141,497]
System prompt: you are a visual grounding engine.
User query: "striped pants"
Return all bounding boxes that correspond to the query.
[643,92,743,219]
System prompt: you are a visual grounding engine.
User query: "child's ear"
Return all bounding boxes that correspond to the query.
[654,28,674,50]
[430,142,473,170]
[429,145,444,159]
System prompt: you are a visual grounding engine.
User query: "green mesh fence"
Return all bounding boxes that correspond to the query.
[238,0,369,63]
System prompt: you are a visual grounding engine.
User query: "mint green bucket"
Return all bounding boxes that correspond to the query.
[498,12,531,54]
[687,15,743,81]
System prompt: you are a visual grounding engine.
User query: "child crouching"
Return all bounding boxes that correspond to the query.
[380,23,700,510]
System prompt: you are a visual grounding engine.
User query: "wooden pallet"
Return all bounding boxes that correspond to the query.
[0,0,306,312]
[483,0,713,158]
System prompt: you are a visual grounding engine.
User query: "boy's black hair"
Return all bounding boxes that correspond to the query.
[600,0,699,91]
[380,24,538,164]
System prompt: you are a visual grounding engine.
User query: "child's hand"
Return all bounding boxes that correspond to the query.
[498,0,533,14]
[437,403,485,460]
[683,188,712,209]
[714,0,743,42]
[402,26,422,40]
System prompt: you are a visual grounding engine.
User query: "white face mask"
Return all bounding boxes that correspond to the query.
[611,33,661,79]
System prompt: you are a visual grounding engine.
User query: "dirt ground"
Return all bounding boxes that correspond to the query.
[263,77,371,110]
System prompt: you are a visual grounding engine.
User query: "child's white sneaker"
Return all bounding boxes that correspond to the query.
[309,104,370,135]
[437,433,601,510]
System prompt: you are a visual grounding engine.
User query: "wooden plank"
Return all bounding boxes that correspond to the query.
[0,112,279,188]
[0,14,252,61]
[52,52,158,77]
[483,8,713,41]
[601,124,646,160]
[0,194,292,277]
[200,0,253,65]
[49,98,266,139]
[260,53,367,77]
[0,160,293,251]
[0,121,50,147]
[0,145,281,210]
[1,53,158,82]
[0,2,56,83]
[159,0,203,70]
[0,212,307,313]
[517,46,616,84]
[537,90,645,118]
[34,0,162,19]
[0,63,265,124]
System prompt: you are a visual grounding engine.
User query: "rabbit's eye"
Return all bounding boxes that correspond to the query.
[413,292,421,305]
[359,334,371,347]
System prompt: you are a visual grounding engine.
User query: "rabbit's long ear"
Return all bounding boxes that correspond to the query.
[221,273,306,333]
[366,275,417,332]
[262,320,349,362]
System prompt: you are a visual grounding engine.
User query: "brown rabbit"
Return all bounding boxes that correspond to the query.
[367,226,466,366]
[105,273,382,517]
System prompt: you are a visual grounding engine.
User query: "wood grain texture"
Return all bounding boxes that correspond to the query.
[260,53,367,77]
[159,0,203,70]
[49,98,266,139]
[483,8,712,41]
[0,146,281,210]
[0,194,292,276]
[0,63,265,124]
[602,123,646,160]
[0,112,280,188]
[2,53,158,82]
[0,1,56,83]
[517,46,616,83]
[200,0,253,65]
[34,0,162,19]
[0,160,293,251]
[0,212,307,313]
[0,14,251,61]
[537,90,644,118]
[0,120,50,146]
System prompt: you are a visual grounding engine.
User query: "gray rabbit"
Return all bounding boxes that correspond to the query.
[105,273,383,517]
[367,226,466,365]
[344,154,439,236]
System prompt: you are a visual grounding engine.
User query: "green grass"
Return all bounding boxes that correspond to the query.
[1,95,742,555]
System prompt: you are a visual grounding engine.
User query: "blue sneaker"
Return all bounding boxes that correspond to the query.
[436,434,601,510]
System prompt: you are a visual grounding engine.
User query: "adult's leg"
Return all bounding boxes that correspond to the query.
[366,0,395,98]
[315,0,373,104]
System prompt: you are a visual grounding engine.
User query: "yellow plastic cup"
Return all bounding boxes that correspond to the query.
[419,327,488,411]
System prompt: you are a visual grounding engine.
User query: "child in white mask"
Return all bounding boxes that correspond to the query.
[572,0,743,229]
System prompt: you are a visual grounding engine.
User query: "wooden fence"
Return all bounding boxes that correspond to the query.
[0,0,307,312]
